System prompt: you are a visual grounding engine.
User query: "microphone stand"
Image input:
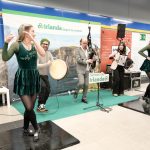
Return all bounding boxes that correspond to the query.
[83,81,111,113]
[96,83,112,112]
[84,62,112,112]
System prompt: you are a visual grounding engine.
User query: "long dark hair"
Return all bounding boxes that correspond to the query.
[117,41,126,55]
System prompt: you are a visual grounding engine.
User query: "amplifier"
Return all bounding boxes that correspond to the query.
[100,72,141,90]
[131,78,141,88]
[124,71,141,78]
[124,71,141,90]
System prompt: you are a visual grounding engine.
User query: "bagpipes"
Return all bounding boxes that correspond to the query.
[87,25,97,71]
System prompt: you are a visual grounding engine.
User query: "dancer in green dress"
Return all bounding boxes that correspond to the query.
[2,24,45,142]
[139,44,150,99]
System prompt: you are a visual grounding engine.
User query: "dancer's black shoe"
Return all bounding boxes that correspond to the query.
[73,91,78,99]
[81,98,88,104]
[33,128,40,142]
[23,129,34,136]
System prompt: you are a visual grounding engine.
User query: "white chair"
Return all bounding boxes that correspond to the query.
[0,86,10,107]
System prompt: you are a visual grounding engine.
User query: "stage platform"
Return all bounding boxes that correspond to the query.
[0,121,80,150]
[12,90,139,122]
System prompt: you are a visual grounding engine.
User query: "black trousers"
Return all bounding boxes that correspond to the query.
[112,65,124,94]
[38,75,50,107]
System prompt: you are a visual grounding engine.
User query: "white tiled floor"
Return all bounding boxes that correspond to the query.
[55,106,150,150]
[0,106,23,124]
[124,83,149,96]
[0,83,149,150]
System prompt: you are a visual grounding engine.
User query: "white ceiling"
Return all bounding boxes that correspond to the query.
[5,0,150,24]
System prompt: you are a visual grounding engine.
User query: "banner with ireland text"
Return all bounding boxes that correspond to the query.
[2,10,101,99]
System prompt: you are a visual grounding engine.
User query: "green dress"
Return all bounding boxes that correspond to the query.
[2,42,40,95]
[139,45,150,72]
[140,57,150,72]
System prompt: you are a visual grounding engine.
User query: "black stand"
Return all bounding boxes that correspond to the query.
[84,83,112,113]
[96,83,110,112]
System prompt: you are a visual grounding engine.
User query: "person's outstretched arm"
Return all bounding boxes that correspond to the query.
[138,45,150,58]
[2,34,19,61]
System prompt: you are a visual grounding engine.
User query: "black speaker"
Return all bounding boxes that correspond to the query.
[117,24,126,38]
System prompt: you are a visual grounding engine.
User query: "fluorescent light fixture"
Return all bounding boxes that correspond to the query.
[113,18,133,23]
[2,0,45,8]
[54,8,62,11]
[54,8,80,14]
[87,13,107,18]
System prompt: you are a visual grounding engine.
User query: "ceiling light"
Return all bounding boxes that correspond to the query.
[87,13,107,18]
[54,8,80,14]
[113,18,133,24]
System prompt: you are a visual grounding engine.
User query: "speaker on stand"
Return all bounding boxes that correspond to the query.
[116,24,126,39]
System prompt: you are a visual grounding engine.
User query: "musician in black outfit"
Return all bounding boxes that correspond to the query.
[109,42,130,96]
